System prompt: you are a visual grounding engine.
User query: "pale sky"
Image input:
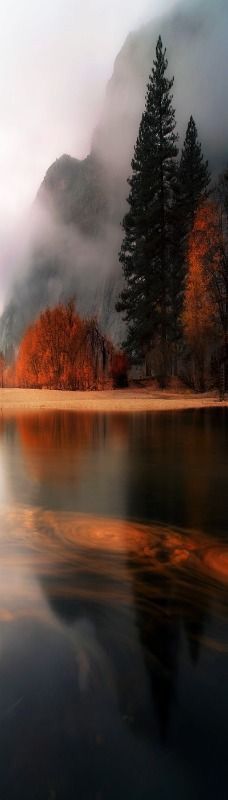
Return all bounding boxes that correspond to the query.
[0,0,178,226]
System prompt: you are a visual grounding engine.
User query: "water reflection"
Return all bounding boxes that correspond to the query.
[0,506,228,728]
[0,411,228,798]
[1,408,228,530]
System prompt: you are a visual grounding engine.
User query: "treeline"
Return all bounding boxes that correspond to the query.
[116,36,228,393]
[0,302,128,390]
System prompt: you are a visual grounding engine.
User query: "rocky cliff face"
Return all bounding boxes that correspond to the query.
[1,0,228,356]
[37,153,110,233]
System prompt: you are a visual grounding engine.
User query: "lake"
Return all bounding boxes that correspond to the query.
[0,409,228,799]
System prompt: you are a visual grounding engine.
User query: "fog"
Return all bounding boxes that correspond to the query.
[0,0,177,227]
[0,0,228,351]
[0,196,125,354]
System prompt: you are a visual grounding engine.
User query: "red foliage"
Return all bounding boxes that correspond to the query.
[13,301,112,390]
[182,201,225,390]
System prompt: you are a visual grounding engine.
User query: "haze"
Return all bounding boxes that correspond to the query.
[0,0,177,226]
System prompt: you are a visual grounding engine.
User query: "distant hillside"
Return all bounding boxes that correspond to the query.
[37,153,109,234]
[0,0,227,356]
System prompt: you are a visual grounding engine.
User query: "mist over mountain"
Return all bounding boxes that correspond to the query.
[0,0,228,356]
[93,0,228,178]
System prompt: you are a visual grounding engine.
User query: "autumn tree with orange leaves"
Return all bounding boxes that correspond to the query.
[0,352,5,387]
[15,301,113,390]
[183,201,228,391]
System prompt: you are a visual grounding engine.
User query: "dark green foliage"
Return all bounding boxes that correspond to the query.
[116,36,178,377]
[179,116,211,232]
[171,117,211,360]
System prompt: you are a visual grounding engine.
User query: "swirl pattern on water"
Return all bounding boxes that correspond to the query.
[0,505,228,683]
[0,504,228,584]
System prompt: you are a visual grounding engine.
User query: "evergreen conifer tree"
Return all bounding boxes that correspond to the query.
[170,117,211,369]
[179,115,210,231]
[116,36,178,379]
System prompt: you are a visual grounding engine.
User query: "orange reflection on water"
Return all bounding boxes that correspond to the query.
[9,411,130,486]
[17,412,96,484]
[203,548,228,581]
[0,505,228,603]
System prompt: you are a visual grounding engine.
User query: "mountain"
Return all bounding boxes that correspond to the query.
[37,153,109,234]
[0,0,228,356]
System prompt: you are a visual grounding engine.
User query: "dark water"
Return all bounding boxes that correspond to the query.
[0,409,228,799]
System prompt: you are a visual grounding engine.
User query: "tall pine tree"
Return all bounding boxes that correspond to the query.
[179,115,210,232]
[170,116,211,369]
[116,36,178,379]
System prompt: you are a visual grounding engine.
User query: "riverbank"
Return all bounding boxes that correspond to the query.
[0,387,227,413]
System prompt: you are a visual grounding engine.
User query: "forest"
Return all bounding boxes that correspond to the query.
[116,37,228,395]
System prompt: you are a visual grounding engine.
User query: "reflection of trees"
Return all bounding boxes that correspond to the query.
[103,406,228,741]
[125,408,228,532]
[182,408,228,533]
[2,408,228,748]
[30,510,228,744]
[17,412,99,484]
[14,411,130,485]
[3,407,228,528]
[0,411,132,519]
[126,528,212,741]
[180,577,209,664]
[133,569,180,740]
[9,408,228,535]
[1,500,227,745]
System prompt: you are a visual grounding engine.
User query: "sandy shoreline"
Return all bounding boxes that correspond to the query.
[0,387,227,414]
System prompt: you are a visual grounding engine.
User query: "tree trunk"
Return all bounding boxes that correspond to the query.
[145,352,151,378]
[219,359,225,400]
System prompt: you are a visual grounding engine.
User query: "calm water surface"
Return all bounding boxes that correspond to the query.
[0,409,228,799]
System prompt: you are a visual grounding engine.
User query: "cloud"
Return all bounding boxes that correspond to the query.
[0,0,176,225]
